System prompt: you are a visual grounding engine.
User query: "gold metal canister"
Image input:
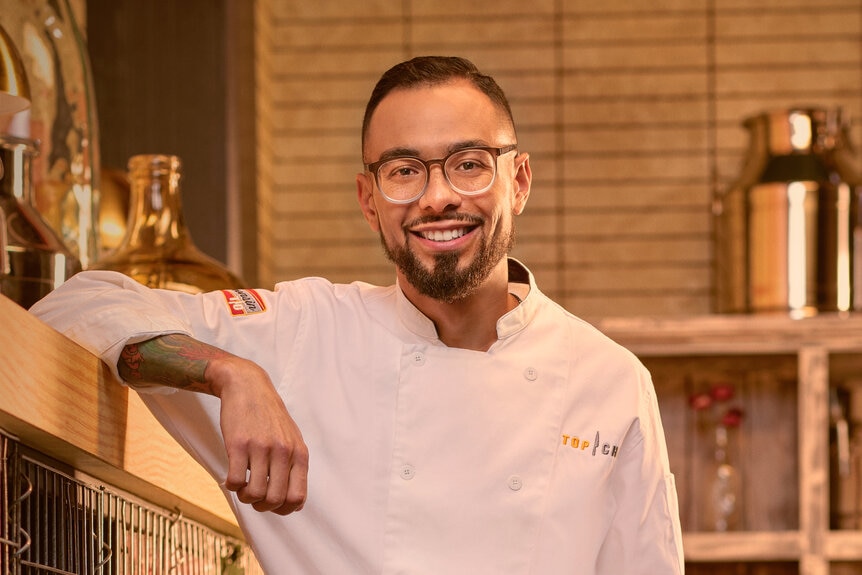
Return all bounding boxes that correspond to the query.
[714,108,862,317]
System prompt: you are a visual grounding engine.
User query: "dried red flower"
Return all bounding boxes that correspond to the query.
[710,383,735,402]
[722,407,745,428]
[689,392,713,411]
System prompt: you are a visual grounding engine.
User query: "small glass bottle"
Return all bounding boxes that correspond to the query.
[92,154,244,293]
[707,424,741,532]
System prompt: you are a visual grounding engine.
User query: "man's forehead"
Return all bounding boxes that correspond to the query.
[364,82,512,157]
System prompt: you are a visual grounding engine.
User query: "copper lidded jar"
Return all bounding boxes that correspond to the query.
[92,154,244,293]
[714,107,862,317]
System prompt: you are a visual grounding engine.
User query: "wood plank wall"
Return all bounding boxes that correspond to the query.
[254,0,862,320]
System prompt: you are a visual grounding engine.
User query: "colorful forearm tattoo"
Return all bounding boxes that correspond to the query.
[118,334,228,394]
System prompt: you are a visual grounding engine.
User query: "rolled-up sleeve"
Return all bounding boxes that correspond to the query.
[29,271,194,383]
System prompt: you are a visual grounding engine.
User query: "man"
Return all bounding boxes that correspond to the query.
[31,56,684,574]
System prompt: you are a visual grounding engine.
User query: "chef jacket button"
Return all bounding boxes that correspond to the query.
[411,352,426,366]
[400,464,416,480]
[524,367,538,381]
[508,475,524,491]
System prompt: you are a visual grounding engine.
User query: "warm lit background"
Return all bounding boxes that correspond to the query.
[85,0,862,321]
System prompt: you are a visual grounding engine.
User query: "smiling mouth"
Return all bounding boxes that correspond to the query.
[408,213,483,243]
[418,228,471,242]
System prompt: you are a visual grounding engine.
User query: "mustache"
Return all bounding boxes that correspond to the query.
[404,212,484,229]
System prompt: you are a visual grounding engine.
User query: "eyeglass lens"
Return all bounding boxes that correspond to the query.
[377,148,497,202]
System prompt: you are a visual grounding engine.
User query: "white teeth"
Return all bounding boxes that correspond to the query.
[422,228,467,242]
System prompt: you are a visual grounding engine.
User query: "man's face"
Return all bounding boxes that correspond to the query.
[356,80,531,302]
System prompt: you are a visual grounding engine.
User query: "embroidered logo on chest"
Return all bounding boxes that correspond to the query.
[561,431,619,458]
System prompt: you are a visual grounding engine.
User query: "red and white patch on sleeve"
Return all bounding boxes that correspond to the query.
[221,289,267,316]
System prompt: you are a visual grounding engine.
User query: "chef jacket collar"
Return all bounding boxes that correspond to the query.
[395,258,536,344]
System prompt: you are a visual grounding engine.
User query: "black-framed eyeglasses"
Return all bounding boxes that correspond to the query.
[365,144,518,204]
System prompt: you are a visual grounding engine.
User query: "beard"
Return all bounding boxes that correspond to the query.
[380,216,515,303]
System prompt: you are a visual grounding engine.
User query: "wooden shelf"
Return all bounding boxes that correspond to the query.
[683,531,803,561]
[826,530,862,561]
[598,313,862,356]
[595,313,862,575]
[0,294,239,538]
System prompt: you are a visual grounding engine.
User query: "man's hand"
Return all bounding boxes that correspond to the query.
[119,334,309,515]
[208,355,309,514]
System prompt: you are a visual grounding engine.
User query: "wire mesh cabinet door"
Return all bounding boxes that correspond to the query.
[15,454,108,575]
[1,432,263,575]
[1,433,22,575]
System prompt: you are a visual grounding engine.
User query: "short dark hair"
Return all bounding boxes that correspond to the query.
[361,56,516,154]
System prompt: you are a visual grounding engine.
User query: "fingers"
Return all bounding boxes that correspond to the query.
[273,446,310,515]
[224,448,251,492]
[212,356,309,515]
[226,441,309,515]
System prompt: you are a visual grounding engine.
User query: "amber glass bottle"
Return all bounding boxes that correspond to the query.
[93,154,244,293]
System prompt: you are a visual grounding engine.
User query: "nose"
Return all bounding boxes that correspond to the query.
[418,163,461,211]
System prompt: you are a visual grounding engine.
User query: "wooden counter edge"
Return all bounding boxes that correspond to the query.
[0,293,240,538]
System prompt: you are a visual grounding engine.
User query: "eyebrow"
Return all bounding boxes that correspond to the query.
[375,147,421,163]
[373,140,492,163]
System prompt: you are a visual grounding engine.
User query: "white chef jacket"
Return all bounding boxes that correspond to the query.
[30,260,684,575]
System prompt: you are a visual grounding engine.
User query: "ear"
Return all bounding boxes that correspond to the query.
[356,171,381,232]
[511,152,532,215]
